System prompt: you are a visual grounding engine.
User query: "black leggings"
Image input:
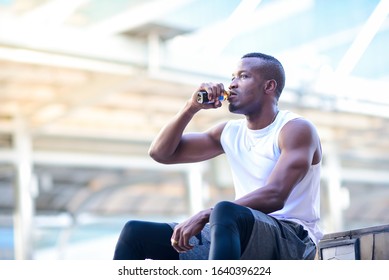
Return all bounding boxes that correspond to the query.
[113,201,254,260]
[113,221,179,260]
[209,201,254,259]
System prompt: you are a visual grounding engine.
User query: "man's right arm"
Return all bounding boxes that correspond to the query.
[148,87,226,164]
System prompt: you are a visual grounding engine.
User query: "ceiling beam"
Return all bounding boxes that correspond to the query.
[0,14,147,68]
[86,0,195,35]
[336,0,389,76]
[168,0,313,56]
[0,46,136,75]
[18,0,88,27]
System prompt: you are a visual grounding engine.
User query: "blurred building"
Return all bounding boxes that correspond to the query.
[0,0,388,259]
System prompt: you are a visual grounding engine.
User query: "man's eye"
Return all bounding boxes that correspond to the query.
[240,74,248,79]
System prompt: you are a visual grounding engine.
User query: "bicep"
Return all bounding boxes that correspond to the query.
[266,120,319,199]
[169,122,226,163]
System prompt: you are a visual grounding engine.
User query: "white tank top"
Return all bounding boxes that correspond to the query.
[220,110,323,244]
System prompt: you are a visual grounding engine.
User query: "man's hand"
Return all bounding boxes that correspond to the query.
[170,208,212,253]
[191,82,226,109]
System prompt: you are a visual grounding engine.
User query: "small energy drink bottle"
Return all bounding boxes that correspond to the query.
[196,90,230,104]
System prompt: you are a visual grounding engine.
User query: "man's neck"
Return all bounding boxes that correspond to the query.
[245,107,279,130]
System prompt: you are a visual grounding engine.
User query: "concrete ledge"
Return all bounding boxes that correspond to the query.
[317,224,389,260]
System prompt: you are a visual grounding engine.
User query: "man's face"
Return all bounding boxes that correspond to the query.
[227,57,267,115]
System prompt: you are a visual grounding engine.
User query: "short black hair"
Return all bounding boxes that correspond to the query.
[241,52,285,99]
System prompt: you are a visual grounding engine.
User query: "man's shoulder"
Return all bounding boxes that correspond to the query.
[281,110,317,129]
[279,111,321,146]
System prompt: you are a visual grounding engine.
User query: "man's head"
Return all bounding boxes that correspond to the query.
[241,52,285,99]
[227,52,285,116]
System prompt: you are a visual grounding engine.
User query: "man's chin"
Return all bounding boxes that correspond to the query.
[228,104,239,114]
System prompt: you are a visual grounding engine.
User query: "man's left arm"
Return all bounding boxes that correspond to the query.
[234,118,321,213]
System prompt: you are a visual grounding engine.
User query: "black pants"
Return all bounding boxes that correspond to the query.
[113,201,254,260]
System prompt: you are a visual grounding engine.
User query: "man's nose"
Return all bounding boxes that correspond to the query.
[229,80,237,89]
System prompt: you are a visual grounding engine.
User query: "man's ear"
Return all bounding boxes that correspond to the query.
[264,79,277,94]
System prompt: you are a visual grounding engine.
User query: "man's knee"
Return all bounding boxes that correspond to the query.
[210,201,253,224]
[212,201,237,215]
[210,201,254,253]
[120,220,144,240]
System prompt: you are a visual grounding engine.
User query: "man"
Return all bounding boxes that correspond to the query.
[113,52,322,260]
